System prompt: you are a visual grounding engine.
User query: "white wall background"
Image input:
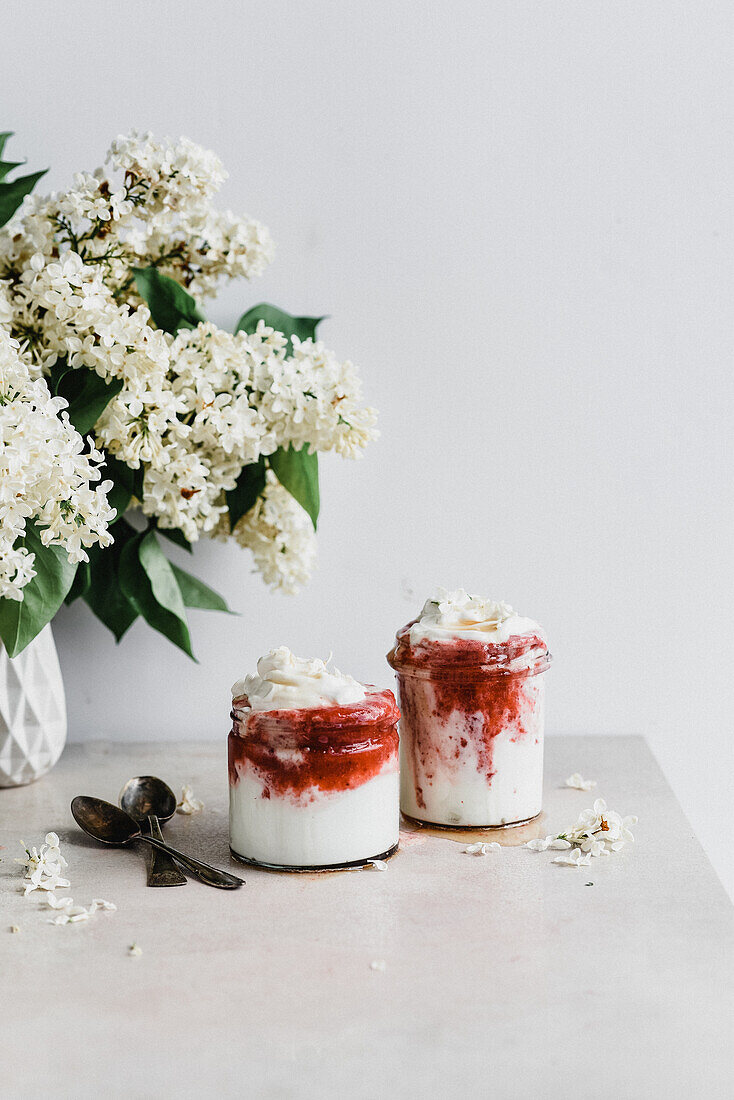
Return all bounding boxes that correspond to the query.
[6,1,733,895]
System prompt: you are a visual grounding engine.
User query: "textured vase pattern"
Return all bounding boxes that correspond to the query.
[0,625,67,787]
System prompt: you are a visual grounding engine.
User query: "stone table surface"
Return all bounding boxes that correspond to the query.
[0,735,732,1099]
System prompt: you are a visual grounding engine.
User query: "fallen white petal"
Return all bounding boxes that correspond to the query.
[548,839,572,850]
[90,898,116,911]
[10,925,19,934]
[552,850,593,867]
[464,842,484,855]
[129,943,143,957]
[565,773,597,791]
[368,860,387,871]
[46,895,73,910]
[176,785,204,814]
[369,959,386,971]
[524,838,551,852]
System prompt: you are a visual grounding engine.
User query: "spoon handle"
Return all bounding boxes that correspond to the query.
[140,835,245,889]
[146,814,187,888]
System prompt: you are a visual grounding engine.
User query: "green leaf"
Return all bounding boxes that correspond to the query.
[0,166,48,228]
[268,445,319,530]
[53,365,123,435]
[155,525,193,554]
[0,156,24,183]
[0,132,22,179]
[226,458,266,529]
[235,304,325,352]
[133,267,205,334]
[83,520,138,641]
[46,358,73,396]
[170,563,232,613]
[65,561,91,606]
[119,529,194,658]
[0,523,77,657]
[100,454,142,524]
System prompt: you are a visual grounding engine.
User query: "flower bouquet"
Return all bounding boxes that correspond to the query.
[0,131,377,658]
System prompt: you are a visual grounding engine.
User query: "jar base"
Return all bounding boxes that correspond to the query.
[229,840,399,873]
[401,810,541,831]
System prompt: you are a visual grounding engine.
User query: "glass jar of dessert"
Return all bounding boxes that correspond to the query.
[388,589,551,828]
[229,647,400,870]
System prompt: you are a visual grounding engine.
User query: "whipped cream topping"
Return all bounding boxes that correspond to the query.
[231,646,367,711]
[408,588,544,645]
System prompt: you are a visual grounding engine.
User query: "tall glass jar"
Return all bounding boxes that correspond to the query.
[388,630,551,827]
[229,689,400,870]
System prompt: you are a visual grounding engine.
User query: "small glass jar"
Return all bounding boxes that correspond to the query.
[388,630,551,827]
[229,689,400,870]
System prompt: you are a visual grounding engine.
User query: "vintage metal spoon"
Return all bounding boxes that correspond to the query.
[71,796,244,889]
[119,776,186,888]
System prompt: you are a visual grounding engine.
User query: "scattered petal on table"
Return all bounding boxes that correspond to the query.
[565,773,597,791]
[176,784,204,814]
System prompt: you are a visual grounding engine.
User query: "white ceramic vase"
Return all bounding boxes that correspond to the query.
[0,624,67,787]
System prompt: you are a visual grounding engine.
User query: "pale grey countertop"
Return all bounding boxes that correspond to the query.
[1,735,732,1099]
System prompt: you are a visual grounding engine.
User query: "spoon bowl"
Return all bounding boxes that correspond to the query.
[120,776,177,824]
[72,795,141,845]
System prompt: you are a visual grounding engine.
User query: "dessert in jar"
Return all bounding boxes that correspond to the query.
[387,589,552,828]
[229,647,400,870]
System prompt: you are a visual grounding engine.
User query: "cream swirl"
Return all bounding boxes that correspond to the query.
[408,588,543,644]
[231,646,366,711]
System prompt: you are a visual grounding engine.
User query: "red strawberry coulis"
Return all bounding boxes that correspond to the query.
[229,688,400,802]
[388,627,550,810]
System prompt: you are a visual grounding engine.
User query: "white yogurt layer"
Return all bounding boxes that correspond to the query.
[399,676,545,826]
[229,767,400,868]
[231,646,366,711]
[409,588,543,645]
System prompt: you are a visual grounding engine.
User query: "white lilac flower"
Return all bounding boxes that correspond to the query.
[525,799,638,863]
[176,784,204,814]
[0,329,114,599]
[16,833,70,894]
[563,799,638,854]
[0,132,377,594]
[565,773,597,791]
[225,474,318,594]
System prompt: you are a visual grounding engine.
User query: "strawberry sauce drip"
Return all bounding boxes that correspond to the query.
[229,689,400,801]
[388,630,549,809]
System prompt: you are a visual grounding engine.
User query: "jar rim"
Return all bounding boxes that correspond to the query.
[387,634,551,680]
[230,687,400,742]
